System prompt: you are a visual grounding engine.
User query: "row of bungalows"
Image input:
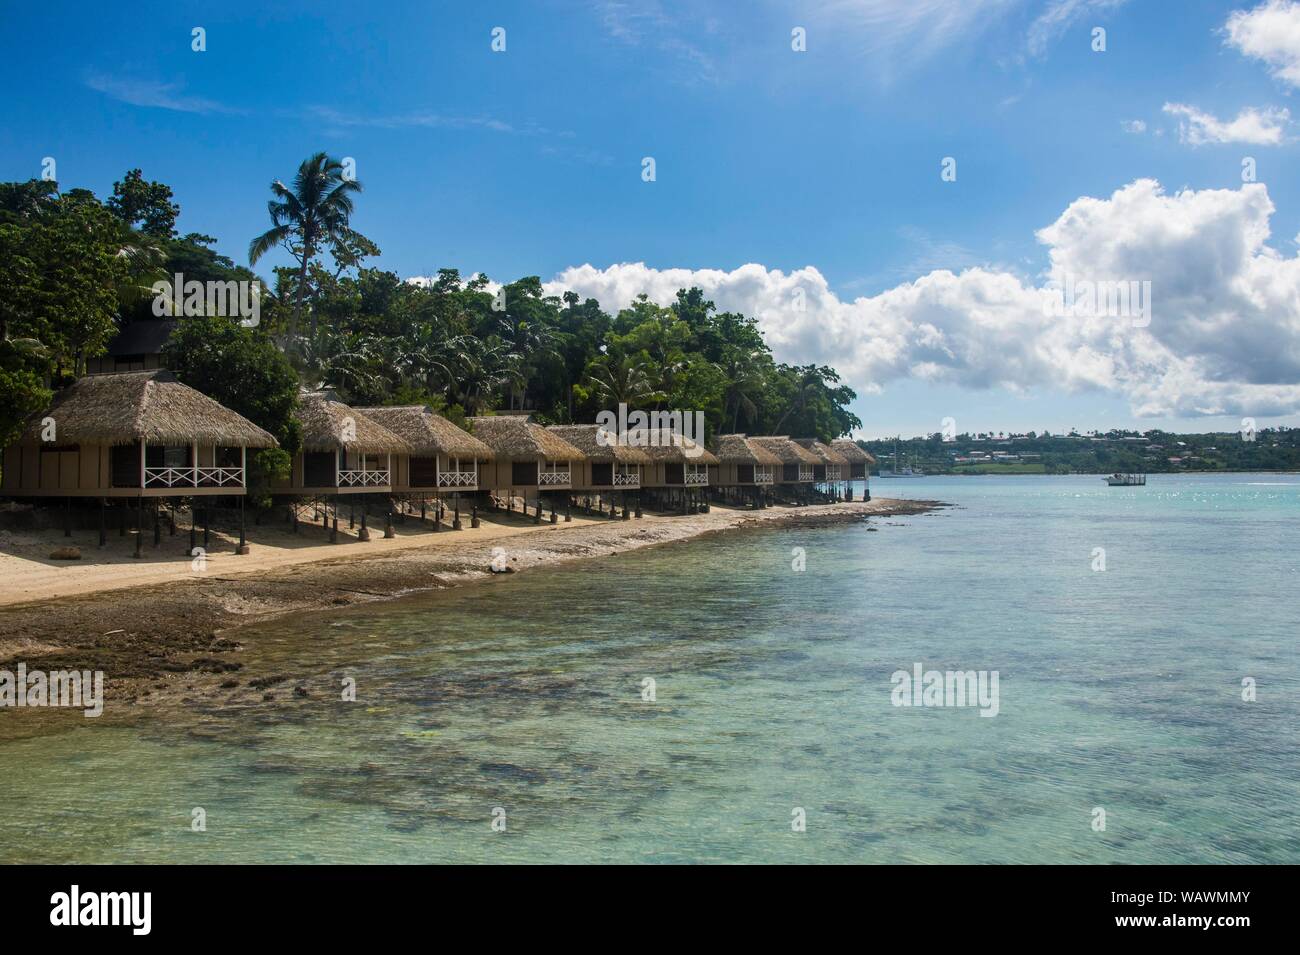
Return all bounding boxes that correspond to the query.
[1,369,876,552]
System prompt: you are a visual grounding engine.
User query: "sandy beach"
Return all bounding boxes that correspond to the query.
[0,498,944,720]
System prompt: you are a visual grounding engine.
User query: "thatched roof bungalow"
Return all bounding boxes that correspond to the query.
[1,370,276,498]
[356,406,494,492]
[709,434,780,487]
[793,438,850,482]
[626,427,719,488]
[280,390,409,494]
[750,436,820,483]
[468,415,585,492]
[830,439,875,480]
[547,425,650,490]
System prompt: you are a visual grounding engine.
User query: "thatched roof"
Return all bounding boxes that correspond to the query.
[831,439,876,465]
[547,425,652,464]
[624,428,720,465]
[793,438,849,465]
[750,436,820,465]
[712,433,781,466]
[356,406,494,459]
[468,416,585,461]
[18,370,277,448]
[297,390,410,454]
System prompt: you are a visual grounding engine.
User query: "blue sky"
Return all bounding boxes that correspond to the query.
[3,0,1299,438]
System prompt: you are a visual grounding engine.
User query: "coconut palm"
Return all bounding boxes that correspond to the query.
[719,347,766,433]
[248,152,362,341]
[772,364,825,435]
[588,354,664,408]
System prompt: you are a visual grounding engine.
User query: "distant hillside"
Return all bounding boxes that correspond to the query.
[861,428,1300,475]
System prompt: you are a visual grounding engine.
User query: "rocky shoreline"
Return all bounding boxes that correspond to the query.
[0,498,945,730]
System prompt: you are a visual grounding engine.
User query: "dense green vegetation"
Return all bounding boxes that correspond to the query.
[0,152,861,452]
[863,429,1300,475]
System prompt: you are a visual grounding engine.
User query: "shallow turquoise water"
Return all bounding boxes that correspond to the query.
[1,474,1297,863]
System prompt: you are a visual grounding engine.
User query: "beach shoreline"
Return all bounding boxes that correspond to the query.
[0,498,946,726]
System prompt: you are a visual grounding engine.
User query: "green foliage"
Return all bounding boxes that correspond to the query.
[0,191,130,379]
[248,152,366,339]
[0,157,865,461]
[247,448,292,509]
[161,316,302,452]
[107,169,179,238]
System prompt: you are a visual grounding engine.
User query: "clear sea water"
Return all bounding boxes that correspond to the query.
[1,474,1296,863]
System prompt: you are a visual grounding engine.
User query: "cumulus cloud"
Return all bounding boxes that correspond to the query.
[1162,102,1290,145]
[1224,0,1300,87]
[1121,119,1146,134]
[528,180,1300,418]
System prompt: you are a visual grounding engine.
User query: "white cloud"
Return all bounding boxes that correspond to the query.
[818,0,1018,58]
[526,180,1300,418]
[1162,102,1290,145]
[1121,119,1147,134]
[84,73,236,114]
[1224,0,1300,87]
[1027,0,1128,57]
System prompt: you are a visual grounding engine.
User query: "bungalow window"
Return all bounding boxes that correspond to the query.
[591,462,614,486]
[215,446,242,468]
[665,462,685,484]
[511,461,538,486]
[737,464,755,483]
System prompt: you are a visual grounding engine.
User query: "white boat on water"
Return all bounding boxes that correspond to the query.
[879,439,925,478]
[1106,473,1146,486]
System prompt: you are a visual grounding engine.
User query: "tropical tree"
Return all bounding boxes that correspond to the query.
[248,152,364,340]
[585,353,663,408]
[107,169,179,238]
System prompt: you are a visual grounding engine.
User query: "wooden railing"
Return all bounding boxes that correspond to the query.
[438,470,478,487]
[684,470,708,486]
[144,466,243,489]
[538,470,571,486]
[754,469,774,485]
[338,469,390,487]
[798,466,815,482]
[612,471,640,487]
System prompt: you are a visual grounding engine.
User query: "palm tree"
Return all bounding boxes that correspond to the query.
[772,364,824,435]
[588,354,664,407]
[248,152,362,341]
[497,313,562,410]
[719,348,766,433]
